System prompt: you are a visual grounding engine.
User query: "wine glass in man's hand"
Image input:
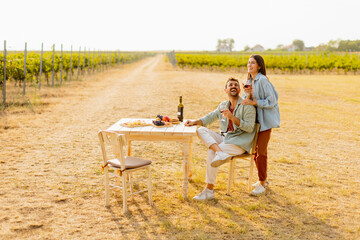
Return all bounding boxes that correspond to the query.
[220,104,227,122]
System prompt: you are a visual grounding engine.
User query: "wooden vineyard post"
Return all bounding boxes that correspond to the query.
[100,51,102,72]
[92,48,95,73]
[96,50,98,72]
[85,49,88,75]
[51,44,55,87]
[82,47,86,76]
[69,45,73,81]
[101,51,103,71]
[88,49,91,75]
[99,51,102,71]
[118,50,120,65]
[23,42,27,95]
[108,51,110,69]
[98,50,100,72]
[39,43,44,90]
[105,52,107,71]
[77,47,81,80]
[95,50,97,72]
[88,48,90,74]
[3,40,6,105]
[97,51,99,72]
[86,48,89,74]
[60,44,63,85]
[103,51,105,71]
[82,47,85,76]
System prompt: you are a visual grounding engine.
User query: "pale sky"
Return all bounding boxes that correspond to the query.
[2,0,360,51]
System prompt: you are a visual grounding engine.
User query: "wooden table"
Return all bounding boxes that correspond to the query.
[107,118,198,198]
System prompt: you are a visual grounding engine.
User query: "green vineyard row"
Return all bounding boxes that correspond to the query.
[0,51,154,85]
[175,52,360,72]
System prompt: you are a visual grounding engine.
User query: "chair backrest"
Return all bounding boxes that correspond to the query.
[98,130,127,170]
[249,123,260,155]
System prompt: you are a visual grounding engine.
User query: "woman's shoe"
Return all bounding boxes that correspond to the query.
[252,181,269,188]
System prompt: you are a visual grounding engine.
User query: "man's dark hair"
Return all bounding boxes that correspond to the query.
[225,77,239,89]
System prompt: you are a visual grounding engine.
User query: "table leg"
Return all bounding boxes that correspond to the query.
[182,140,191,199]
[127,140,132,156]
[127,140,133,194]
[188,137,193,178]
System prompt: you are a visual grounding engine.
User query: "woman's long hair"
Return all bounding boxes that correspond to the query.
[247,54,267,80]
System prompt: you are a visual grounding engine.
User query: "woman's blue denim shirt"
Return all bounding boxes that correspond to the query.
[243,72,280,132]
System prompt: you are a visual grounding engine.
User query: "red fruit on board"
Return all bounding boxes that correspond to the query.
[163,116,170,122]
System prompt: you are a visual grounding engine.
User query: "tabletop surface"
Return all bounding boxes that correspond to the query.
[107,118,197,136]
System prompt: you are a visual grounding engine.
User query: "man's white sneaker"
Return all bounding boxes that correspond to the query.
[193,188,215,201]
[211,151,232,167]
[251,184,266,196]
[252,181,269,188]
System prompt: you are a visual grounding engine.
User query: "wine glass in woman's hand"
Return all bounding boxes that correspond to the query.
[244,79,252,89]
[242,79,252,97]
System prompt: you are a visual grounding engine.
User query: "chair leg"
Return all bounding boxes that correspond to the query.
[248,157,255,192]
[115,170,121,199]
[129,173,133,195]
[105,167,110,207]
[227,159,235,195]
[147,167,153,206]
[122,172,128,213]
[232,160,236,185]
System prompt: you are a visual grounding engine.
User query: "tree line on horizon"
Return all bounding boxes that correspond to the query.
[217,38,360,52]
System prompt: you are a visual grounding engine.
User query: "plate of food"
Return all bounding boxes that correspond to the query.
[152,115,179,127]
[152,121,173,127]
[120,120,152,128]
[169,118,181,124]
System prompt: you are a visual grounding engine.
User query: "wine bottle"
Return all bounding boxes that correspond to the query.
[177,96,184,122]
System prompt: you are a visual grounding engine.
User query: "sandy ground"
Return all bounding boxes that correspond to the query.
[0,55,359,240]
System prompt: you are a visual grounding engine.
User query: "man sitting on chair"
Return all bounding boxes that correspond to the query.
[185,77,256,201]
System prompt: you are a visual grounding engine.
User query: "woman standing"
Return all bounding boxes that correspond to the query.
[241,54,280,196]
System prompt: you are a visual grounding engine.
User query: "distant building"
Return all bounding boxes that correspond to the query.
[304,47,315,51]
[250,44,265,52]
[284,44,297,51]
[218,45,231,52]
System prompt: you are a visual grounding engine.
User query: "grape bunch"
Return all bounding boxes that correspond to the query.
[153,114,164,126]
[152,114,172,126]
[152,120,165,126]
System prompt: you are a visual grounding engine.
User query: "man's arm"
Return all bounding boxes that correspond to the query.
[230,114,241,127]
[222,109,240,126]
[224,105,255,132]
[185,103,223,127]
[184,119,203,126]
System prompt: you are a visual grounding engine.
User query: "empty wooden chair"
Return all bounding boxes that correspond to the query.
[227,123,260,194]
[98,130,152,213]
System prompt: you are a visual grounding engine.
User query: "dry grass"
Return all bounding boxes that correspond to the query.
[0,55,359,240]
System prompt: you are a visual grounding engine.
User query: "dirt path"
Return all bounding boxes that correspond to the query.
[1,55,359,239]
[0,56,171,238]
[0,55,216,239]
